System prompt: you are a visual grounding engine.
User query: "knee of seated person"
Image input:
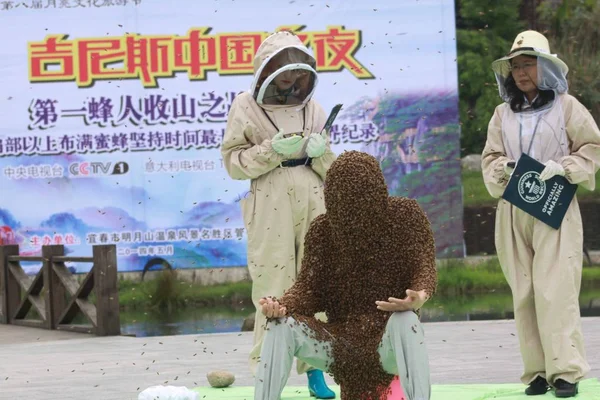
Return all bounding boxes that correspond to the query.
[389,310,419,326]
[265,316,296,331]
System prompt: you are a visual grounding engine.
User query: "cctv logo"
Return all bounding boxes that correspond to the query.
[69,161,129,177]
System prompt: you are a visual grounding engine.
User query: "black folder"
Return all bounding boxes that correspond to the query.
[501,153,577,229]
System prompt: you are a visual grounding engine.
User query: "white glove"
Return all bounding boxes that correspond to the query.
[138,385,199,400]
[539,159,565,181]
[271,129,306,156]
[306,130,327,158]
[503,160,515,176]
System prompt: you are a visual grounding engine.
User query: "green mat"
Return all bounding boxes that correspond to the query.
[193,379,600,399]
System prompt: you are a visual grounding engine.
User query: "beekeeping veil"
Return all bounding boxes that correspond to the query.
[491,30,571,164]
[491,30,569,105]
[250,30,318,106]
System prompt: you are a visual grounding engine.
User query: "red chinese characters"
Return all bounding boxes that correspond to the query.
[218,32,263,74]
[125,35,173,86]
[310,26,373,79]
[77,37,126,86]
[29,34,76,82]
[27,26,374,87]
[173,28,217,81]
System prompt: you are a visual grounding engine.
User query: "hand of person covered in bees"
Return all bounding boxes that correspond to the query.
[271,129,307,156]
[306,129,327,158]
[259,296,288,318]
[375,289,429,312]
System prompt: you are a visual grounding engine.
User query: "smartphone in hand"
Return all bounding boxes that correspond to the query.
[283,132,304,139]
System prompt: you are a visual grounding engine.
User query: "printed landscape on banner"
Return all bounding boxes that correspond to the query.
[0,0,463,274]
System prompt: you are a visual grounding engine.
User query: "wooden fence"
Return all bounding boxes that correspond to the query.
[0,244,120,336]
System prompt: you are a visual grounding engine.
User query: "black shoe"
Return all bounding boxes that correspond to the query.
[525,376,550,395]
[554,379,578,398]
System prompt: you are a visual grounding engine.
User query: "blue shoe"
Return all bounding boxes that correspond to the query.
[307,369,336,399]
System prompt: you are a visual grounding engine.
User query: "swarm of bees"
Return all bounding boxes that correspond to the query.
[277,151,437,400]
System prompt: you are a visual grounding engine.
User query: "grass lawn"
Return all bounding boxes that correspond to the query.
[118,276,253,311]
[462,170,600,207]
[437,258,600,295]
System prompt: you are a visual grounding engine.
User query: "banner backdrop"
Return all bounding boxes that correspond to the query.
[0,0,464,274]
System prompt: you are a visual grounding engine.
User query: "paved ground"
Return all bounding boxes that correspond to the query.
[0,318,598,400]
[0,324,92,344]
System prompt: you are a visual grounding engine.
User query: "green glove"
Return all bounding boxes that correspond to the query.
[271,129,306,155]
[306,130,327,158]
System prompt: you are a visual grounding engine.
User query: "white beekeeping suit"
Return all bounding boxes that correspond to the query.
[481,30,600,397]
[221,30,336,398]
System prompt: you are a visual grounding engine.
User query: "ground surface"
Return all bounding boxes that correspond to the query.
[0,318,599,400]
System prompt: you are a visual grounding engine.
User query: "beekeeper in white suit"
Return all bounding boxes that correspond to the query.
[221,30,336,399]
[482,30,600,398]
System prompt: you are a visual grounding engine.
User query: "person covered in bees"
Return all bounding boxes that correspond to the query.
[220,30,336,398]
[253,151,438,400]
[481,30,600,397]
